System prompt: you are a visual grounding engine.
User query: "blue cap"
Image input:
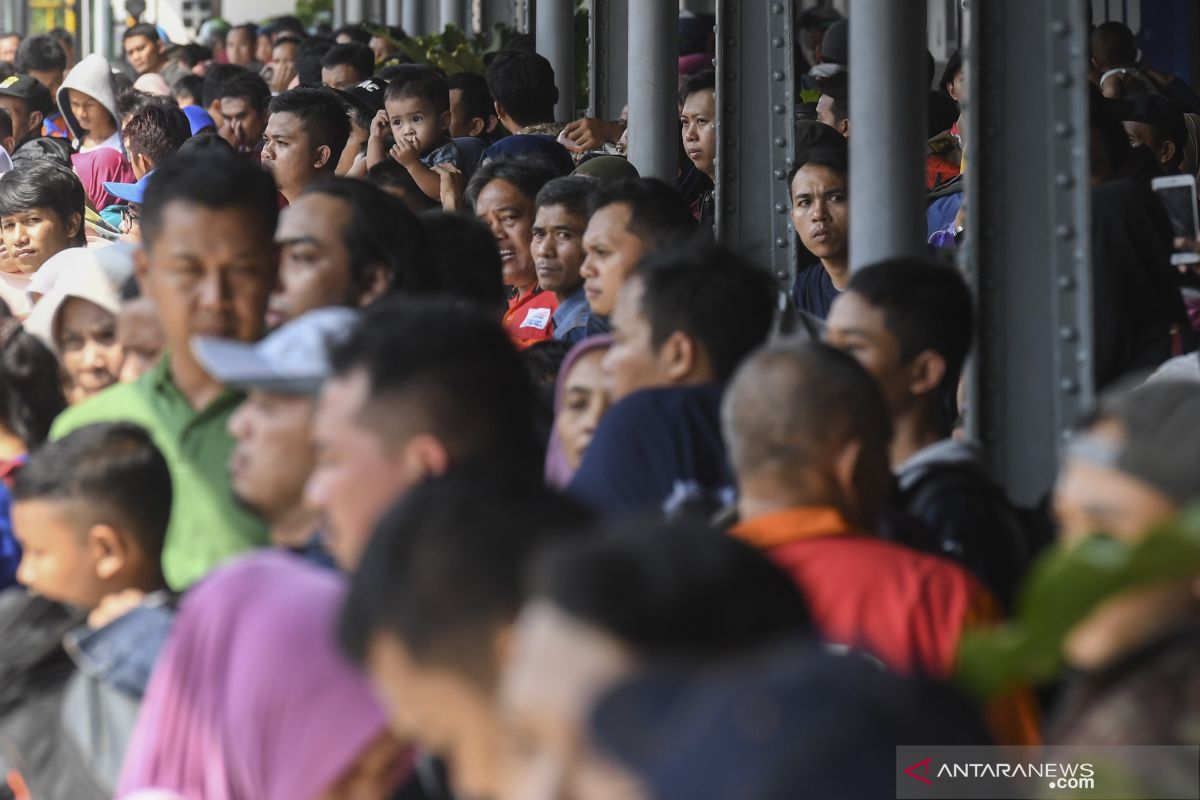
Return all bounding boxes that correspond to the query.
[183,105,216,135]
[103,170,154,205]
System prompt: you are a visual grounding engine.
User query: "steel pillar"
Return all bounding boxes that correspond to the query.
[848,0,927,269]
[441,0,466,30]
[333,0,347,29]
[627,0,678,182]
[964,0,1093,504]
[80,0,92,59]
[94,0,114,61]
[536,0,575,120]
[387,0,403,27]
[403,0,428,36]
[588,0,629,121]
[347,0,366,24]
[715,0,795,284]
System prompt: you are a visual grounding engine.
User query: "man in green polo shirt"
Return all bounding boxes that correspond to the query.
[51,147,278,589]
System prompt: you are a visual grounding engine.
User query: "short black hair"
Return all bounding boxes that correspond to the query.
[1092,21,1138,66]
[301,176,434,300]
[217,70,271,111]
[0,315,67,449]
[172,73,204,105]
[384,69,450,116]
[117,89,179,122]
[270,16,307,41]
[815,71,849,124]
[631,242,777,383]
[201,63,247,108]
[122,23,161,44]
[333,23,372,44]
[141,147,279,247]
[0,107,11,141]
[123,104,191,163]
[267,86,352,156]
[226,23,257,43]
[328,296,540,469]
[940,49,964,94]
[15,34,65,73]
[678,68,715,106]
[529,521,811,658]
[418,211,507,312]
[447,71,494,123]
[534,175,596,218]
[321,42,374,82]
[13,422,171,560]
[176,131,233,155]
[296,36,335,86]
[0,162,85,246]
[587,177,696,250]
[367,158,439,210]
[465,154,559,207]
[273,34,304,50]
[48,28,73,51]
[846,257,974,416]
[339,471,591,684]
[485,49,558,128]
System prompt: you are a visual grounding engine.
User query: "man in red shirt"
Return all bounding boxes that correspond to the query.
[722,339,991,678]
[467,157,559,348]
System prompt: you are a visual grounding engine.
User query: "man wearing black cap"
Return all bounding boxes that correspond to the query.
[0,74,55,150]
[1121,91,1188,175]
[333,77,387,177]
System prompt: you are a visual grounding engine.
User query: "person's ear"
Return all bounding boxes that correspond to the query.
[66,212,83,241]
[1,135,13,155]
[660,330,699,383]
[839,118,850,138]
[27,110,44,136]
[313,143,333,170]
[467,116,485,138]
[357,265,391,306]
[1160,140,1177,166]
[494,100,508,126]
[89,524,130,581]
[907,350,947,399]
[439,109,452,133]
[486,114,499,134]
[491,622,513,675]
[399,432,450,481]
[832,438,863,501]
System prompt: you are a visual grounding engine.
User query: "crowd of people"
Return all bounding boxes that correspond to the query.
[0,5,1197,800]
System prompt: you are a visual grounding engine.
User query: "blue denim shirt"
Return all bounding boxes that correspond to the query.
[62,591,174,698]
[553,286,591,343]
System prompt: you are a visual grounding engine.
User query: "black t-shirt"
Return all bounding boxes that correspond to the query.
[791,263,841,320]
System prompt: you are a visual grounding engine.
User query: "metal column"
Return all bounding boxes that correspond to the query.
[964,0,1093,504]
[94,0,114,61]
[346,0,366,24]
[848,0,927,270]
[441,0,466,30]
[588,0,629,121]
[80,0,92,59]
[333,0,347,30]
[387,0,403,27]
[715,0,796,284]
[626,0,678,182]
[404,0,428,36]
[536,0,575,120]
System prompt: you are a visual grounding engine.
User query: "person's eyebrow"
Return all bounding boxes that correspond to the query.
[276,235,319,246]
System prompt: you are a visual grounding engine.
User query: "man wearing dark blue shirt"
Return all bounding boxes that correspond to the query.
[569,242,776,519]
[790,122,849,320]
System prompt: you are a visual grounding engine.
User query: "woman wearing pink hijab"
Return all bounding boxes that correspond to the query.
[544,335,614,488]
[117,551,410,800]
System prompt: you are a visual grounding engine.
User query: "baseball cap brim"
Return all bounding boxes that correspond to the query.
[191,336,324,395]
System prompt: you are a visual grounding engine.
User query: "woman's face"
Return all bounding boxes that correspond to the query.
[57,297,123,402]
[555,349,611,470]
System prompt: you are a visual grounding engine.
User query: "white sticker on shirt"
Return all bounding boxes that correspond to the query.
[521,307,552,330]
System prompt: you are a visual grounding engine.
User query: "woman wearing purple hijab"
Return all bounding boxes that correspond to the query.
[117,551,409,800]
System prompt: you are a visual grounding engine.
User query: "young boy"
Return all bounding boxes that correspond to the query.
[56,52,122,153]
[0,422,174,798]
[368,70,461,204]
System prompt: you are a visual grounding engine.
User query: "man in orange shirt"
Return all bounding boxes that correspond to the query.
[467,157,559,348]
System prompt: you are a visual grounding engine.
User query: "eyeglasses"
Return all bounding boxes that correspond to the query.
[120,204,142,233]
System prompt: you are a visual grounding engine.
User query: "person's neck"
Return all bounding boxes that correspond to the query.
[889,403,948,468]
[504,115,551,134]
[820,255,851,290]
[168,349,227,411]
[514,280,538,300]
[0,426,26,461]
[269,504,322,550]
[738,493,843,524]
[554,280,584,304]
[84,126,116,148]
